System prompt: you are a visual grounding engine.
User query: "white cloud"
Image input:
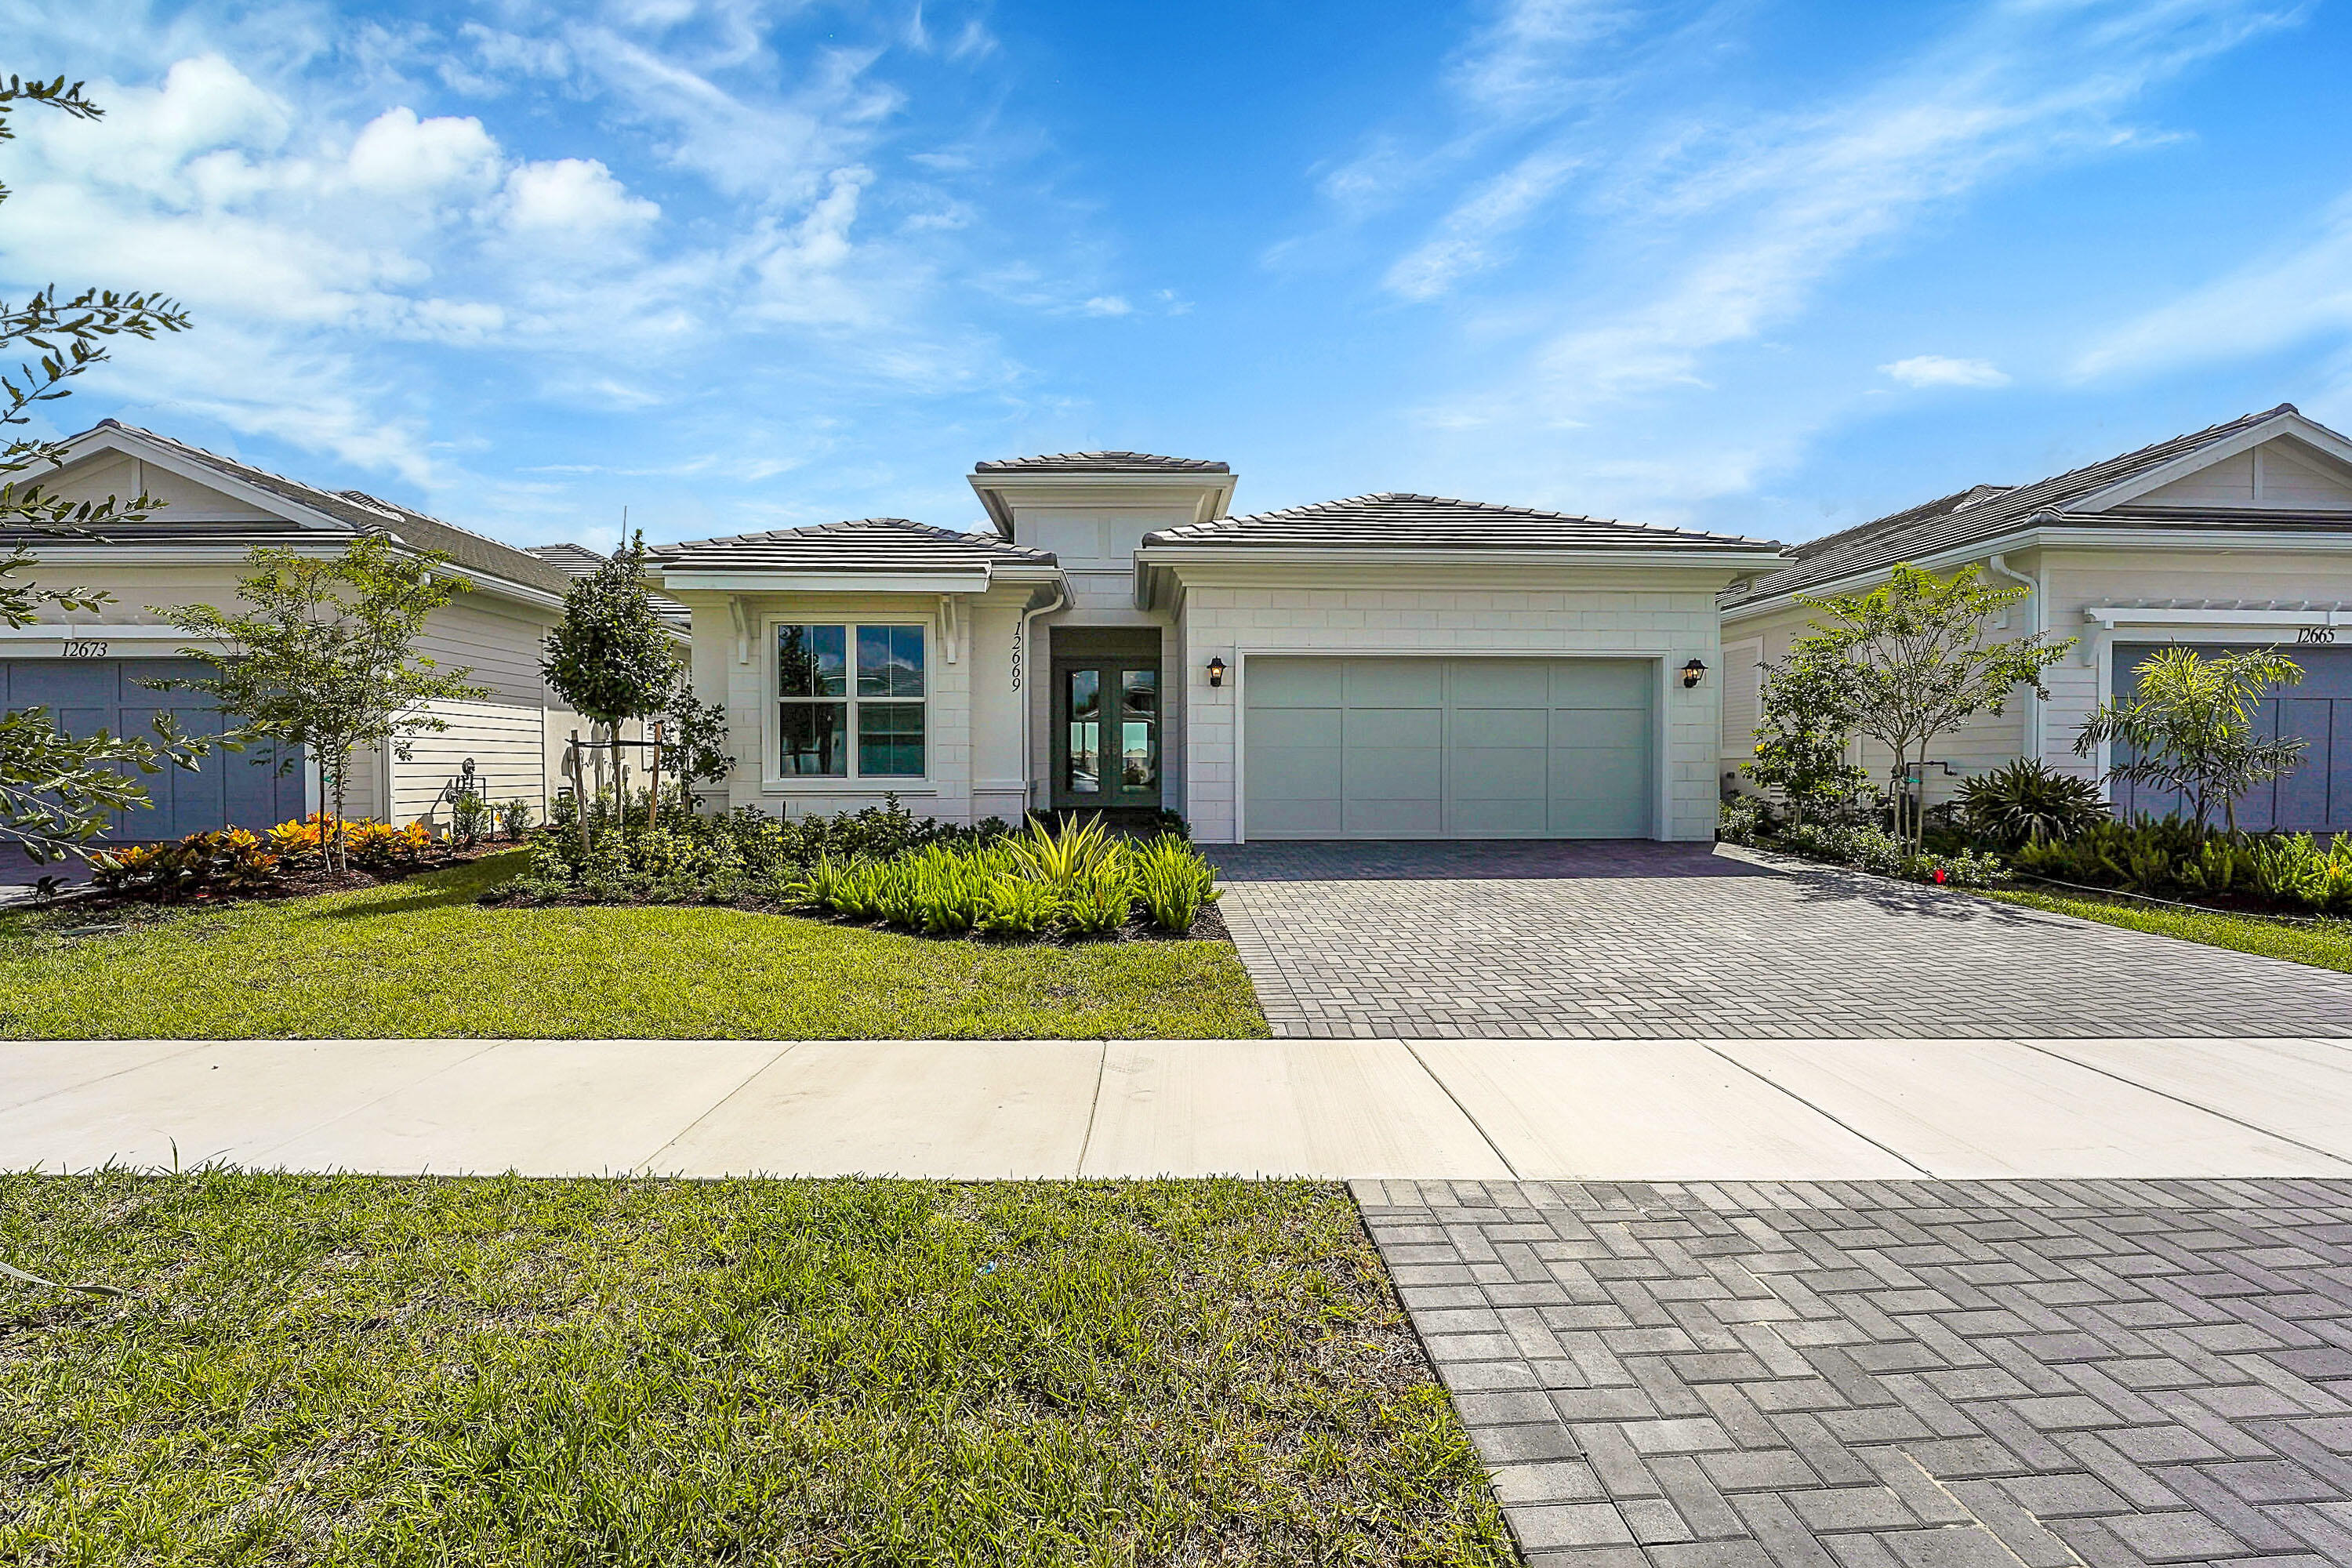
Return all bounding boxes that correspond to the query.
[2077,196,2352,379]
[501,157,660,236]
[1385,145,1583,299]
[1080,295,1132,318]
[1882,354,2010,388]
[346,107,501,199]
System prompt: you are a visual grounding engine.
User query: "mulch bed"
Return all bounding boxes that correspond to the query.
[30,840,522,916]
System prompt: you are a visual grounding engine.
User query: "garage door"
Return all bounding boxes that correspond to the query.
[1243,656,1653,839]
[2,658,303,841]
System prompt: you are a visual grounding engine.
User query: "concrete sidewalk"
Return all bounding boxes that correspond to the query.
[11,1034,2352,1178]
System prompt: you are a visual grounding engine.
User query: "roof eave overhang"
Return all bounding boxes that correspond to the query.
[1134,543,1791,611]
[1722,521,2352,621]
[653,567,1012,594]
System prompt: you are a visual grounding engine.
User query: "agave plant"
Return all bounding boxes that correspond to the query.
[1954,759,2107,848]
[1007,814,1119,893]
[1130,834,1219,933]
[976,873,1061,937]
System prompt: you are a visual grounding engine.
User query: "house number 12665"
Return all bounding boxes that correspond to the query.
[2299,626,2337,645]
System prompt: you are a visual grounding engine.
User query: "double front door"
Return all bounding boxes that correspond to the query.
[1053,660,1160,810]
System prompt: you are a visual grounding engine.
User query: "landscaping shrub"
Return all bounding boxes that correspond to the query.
[85,813,458,900]
[495,797,534,840]
[2009,815,2352,915]
[448,789,491,845]
[1954,758,2108,848]
[488,800,1221,939]
[1133,833,1218,931]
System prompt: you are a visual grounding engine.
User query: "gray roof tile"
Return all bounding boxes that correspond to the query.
[1142,492,1779,553]
[63,420,583,599]
[647,517,1057,572]
[1726,404,2320,608]
[974,451,1229,474]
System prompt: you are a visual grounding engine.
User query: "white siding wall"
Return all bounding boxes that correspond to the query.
[679,586,1042,827]
[1170,567,1730,843]
[1720,593,2030,807]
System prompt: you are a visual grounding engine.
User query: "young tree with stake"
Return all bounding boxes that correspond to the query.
[539,534,678,842]
[156,538,488,870]
[1797,564,2073,849]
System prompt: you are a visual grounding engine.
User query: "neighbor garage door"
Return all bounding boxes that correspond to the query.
[2111,642,2352,833]
[1,657,303,841]
[1243,656,1653,839]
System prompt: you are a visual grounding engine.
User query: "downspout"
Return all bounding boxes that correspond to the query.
[1985,552,2040,764]
[1018,575,1069,815]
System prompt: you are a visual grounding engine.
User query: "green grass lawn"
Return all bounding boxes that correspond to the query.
[1987,885,2352,974]
[0,1173,1511,1567]
[0,853,1269,1040]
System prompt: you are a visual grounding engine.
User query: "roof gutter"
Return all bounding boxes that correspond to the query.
[1133,544,1791,571]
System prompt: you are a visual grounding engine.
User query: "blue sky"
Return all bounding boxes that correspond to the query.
[7,0,2351,553]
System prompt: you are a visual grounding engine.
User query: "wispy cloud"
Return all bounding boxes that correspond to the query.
[2076,192,2352,379]
[1882,354,2010,389]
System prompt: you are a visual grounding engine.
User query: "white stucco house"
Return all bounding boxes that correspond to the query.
[4,420,617,842]
[647,453,1788,843]
[1721,404,2352,832]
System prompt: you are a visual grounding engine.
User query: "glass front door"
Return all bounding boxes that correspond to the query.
[1054,661,1160,809]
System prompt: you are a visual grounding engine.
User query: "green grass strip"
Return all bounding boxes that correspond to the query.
[0,1173,1511,1566]
[0,853,1269,1040]
[1985,886,2352,975]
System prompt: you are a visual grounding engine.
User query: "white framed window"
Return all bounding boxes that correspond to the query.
[775,622,927,779]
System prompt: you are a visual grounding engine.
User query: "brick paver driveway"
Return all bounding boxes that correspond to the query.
[1209,840,2352,1038]
[1363,1175,2352,1567]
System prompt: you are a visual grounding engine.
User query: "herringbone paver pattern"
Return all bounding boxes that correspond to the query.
[1211,842,2352,1037]
[1360,1177,2352,1566]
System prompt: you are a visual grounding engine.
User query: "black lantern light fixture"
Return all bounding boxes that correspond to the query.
[1207,656,1228,688]
[1681,658,1708,689]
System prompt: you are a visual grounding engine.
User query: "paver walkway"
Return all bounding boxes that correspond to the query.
[1211,841,2352,1038]
[1360,1175,2352,1567]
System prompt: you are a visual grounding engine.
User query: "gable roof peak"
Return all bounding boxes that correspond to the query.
[1143,488,1780,553]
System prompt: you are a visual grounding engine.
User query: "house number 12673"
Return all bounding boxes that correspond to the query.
[61,639,110,659]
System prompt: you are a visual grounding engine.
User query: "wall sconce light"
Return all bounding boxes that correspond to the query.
[1207,656,1228,688]
[1682,658,1708,689]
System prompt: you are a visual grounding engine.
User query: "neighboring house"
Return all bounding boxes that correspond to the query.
[1721,405,2352,832]
[648,453,1784,842]
[3,420,604,840]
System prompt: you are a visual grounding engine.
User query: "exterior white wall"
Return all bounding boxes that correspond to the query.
[1165,564,1732,843]
[1722,535,2352,806]
[673,584,1039,827]
[1718,592,2029,808]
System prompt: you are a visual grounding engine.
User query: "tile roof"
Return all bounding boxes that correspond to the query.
[646,517,1058,572]
[973,451,1230,474]
[524,543,612,578]
[1726,404,2318,608]
[1142,492,1780,553]
[61,420,583,598]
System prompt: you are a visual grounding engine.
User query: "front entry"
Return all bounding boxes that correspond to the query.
[1053,659,1162,811]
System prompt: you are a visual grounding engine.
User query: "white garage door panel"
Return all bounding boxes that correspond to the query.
[1244,655,1654,840]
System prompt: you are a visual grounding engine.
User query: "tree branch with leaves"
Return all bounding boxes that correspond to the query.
[153,538,489,871]
[1796,564,2074,848]
[2075,644,2304,835]
[0,71,209,860]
